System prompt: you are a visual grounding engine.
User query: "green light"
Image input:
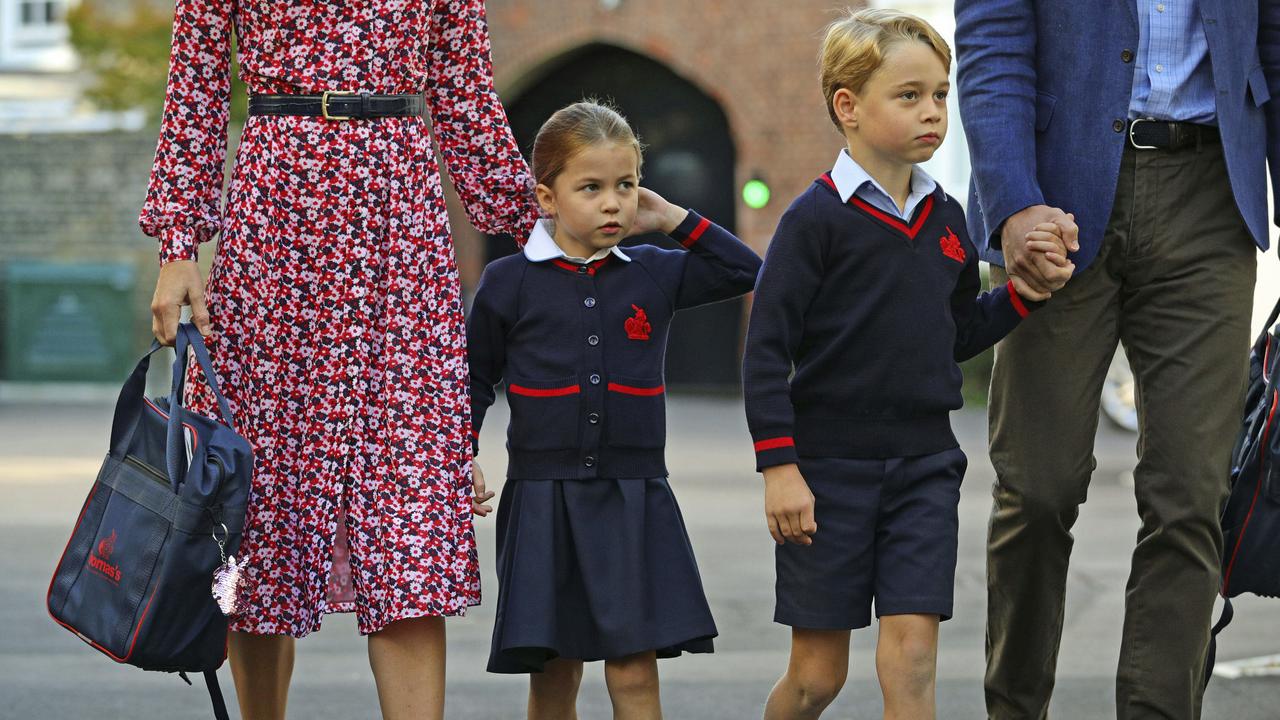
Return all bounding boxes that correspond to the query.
[743,179,771,209]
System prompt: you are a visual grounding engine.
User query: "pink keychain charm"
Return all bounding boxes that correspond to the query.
[210,522,247,616]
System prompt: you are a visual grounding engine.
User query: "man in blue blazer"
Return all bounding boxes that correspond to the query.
[956,1,1279,718]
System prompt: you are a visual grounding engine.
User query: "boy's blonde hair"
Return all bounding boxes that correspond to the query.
[819,8,952,128]
[532,100,644,187]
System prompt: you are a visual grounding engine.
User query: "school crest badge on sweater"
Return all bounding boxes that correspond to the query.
[625,305,651,340]
[939,226,965,263]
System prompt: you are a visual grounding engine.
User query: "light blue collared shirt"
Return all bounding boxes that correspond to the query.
[1128,0,1217,124]
[522,219,632,264]
[828,150,938,221]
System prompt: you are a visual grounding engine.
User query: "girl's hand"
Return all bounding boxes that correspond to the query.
[630,187,688,236]
[472,461,496,517]
[762,463,818,545]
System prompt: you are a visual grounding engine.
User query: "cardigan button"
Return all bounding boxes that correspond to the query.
[577,265,589,274]
[587,412,600,424]
[1121,49,1134,63]
[1113,119,1125,133]
[584,297,596,308]
[590,374,601,385]
[584,455,596,467]
[587,334,600,346]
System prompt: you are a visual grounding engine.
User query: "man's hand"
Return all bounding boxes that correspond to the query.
[1001,205,1080,300]
[151,260,211,346]
[630,187,688,236]
[762,463,817,546]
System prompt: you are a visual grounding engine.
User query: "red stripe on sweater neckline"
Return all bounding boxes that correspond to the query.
[818,173,936,241]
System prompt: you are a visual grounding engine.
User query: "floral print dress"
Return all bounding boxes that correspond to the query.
[139,0,538,636]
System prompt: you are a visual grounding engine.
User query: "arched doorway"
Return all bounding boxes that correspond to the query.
[493,43,742,390]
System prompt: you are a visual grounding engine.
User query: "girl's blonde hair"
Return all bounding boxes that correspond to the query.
[532,100,644,187]
[819,8,952,128]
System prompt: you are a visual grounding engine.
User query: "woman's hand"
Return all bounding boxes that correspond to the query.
[630,187,688,236]
[151,260,212,346]
[471,460,496,517]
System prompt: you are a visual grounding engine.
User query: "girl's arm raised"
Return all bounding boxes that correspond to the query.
[632,188,762,310]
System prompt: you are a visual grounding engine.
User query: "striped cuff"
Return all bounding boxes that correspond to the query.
[669,209,711,249]
[753,435,799,471]
[1005,280,1045,318]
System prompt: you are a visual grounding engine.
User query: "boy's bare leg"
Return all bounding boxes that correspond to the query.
[530,657,585,720]
[876,614,939,720]
[604,651,662,720]
[367,616,446,720]
[229,631,295,720]
[764,628,851,719]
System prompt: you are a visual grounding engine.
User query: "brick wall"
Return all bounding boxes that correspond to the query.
[459,0,863,264]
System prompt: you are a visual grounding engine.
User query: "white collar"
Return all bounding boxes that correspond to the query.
[522,219,632,263]
[829,149,937,206]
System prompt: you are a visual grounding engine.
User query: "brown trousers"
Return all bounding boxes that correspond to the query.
[985,141,1257,719]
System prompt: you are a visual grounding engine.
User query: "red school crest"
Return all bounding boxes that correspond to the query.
[940,226,966,263]
[624,305,651,341]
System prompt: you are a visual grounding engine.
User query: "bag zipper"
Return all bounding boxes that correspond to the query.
[124,455,169,487]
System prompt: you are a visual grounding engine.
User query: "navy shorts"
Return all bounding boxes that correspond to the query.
[774,447,966,630]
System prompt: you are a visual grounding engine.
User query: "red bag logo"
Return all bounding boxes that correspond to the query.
[624,305,651,341]
[97,530,116,561]
[87,529,121,584]
[940,226,966,263]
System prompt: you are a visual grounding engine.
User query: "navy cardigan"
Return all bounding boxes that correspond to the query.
[468,211,762,479]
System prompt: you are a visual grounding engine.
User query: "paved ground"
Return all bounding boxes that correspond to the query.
[3,395,1278,719]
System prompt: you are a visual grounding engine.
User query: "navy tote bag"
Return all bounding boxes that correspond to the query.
[46,324,251,719]
[1222,297,1280,600]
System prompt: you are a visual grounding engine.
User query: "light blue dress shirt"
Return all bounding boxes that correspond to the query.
[828,150,938,221]
[1128,0,1217,123]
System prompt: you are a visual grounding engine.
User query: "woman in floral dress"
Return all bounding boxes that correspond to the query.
[142,0,537,716]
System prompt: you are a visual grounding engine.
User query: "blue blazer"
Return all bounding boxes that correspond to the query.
[956,0,1280,268]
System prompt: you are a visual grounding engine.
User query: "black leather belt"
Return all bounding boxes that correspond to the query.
[1127,118,1219,151]
[248,92,425,121]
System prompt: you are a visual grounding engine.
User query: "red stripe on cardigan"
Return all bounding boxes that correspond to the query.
[607,383,665,396]
[680,217,712,248]
[508,384,581,397]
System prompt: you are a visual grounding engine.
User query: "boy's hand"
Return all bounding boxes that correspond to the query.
[1012,216,1076,301]
[630,187,688,236]
[1002,205,1079,296]
[471,461,495,517]
[762,464,818,546]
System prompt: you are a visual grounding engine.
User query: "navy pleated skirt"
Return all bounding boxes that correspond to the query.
[487,476,717,673]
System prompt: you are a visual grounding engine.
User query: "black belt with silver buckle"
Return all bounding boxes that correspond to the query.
[1127,118,1219,151]
[248,92,425,121]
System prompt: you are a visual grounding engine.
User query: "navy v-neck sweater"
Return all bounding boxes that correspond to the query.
[468,211,762,479]
[744,176,1042,469]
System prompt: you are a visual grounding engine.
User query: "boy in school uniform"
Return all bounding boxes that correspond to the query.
[742,9,1076,719]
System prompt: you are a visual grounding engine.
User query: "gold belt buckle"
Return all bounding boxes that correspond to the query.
[321,90,355,121]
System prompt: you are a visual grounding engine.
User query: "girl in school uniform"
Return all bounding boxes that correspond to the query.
[466,101,762,718]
